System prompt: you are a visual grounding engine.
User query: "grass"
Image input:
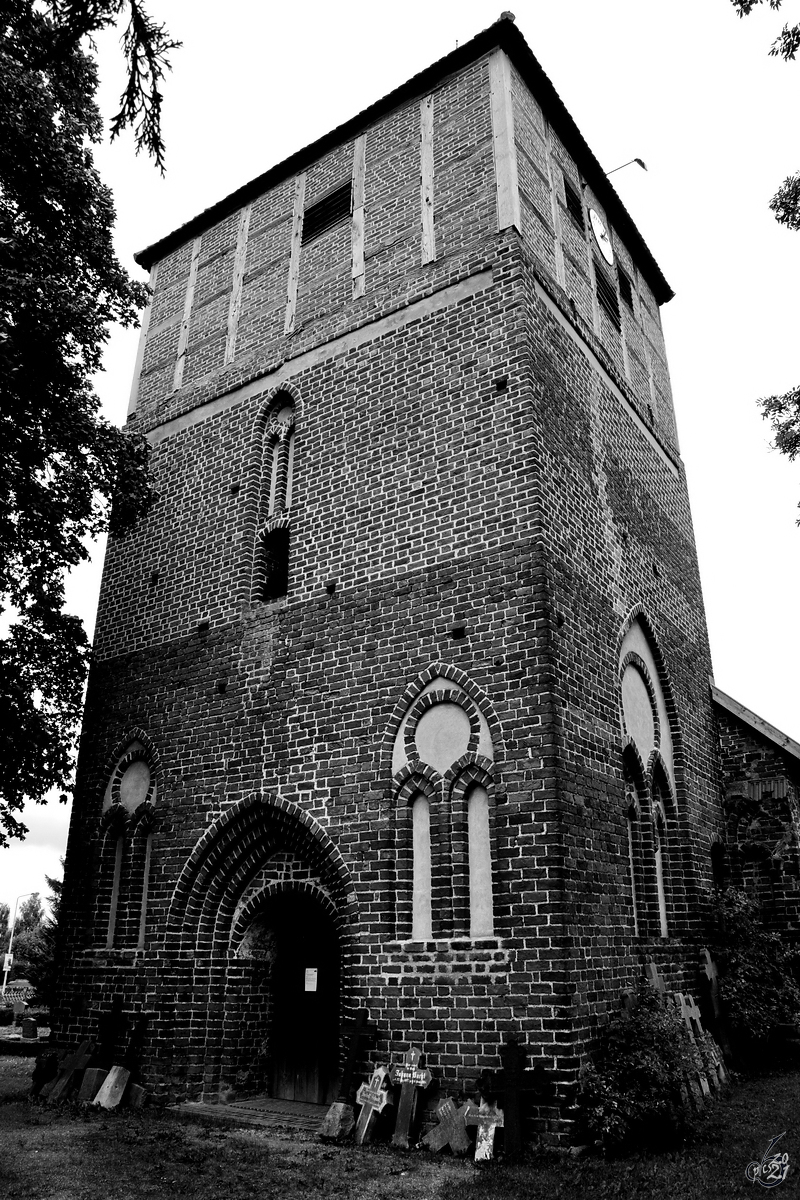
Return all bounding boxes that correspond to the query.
[0,1057,796,1199]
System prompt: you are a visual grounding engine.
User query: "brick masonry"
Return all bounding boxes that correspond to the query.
[53,18,797,1145]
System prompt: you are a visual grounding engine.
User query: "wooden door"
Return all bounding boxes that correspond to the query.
[269,894,339,1104]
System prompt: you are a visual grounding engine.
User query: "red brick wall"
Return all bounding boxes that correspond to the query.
[56,44,724,1146]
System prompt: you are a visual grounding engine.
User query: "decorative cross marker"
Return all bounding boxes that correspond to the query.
[389,1046,432,1148]
[354,1065,393,1145]
[465,1098,505,1161]
[420,1097,471,1155]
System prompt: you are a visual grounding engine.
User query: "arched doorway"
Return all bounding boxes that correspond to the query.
[257,890,340,1104]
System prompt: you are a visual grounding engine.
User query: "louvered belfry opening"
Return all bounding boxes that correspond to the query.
[563,175,584,229]
[301,182,351,245]
[594,258,621,329]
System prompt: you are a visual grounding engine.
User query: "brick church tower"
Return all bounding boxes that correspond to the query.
[56,16,723,1142]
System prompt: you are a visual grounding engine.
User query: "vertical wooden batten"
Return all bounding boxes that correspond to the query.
[173,238,201,391]
[420,95,436,264]
[127,263,158,418]
[352,135,367,299]
[488,50,521,234]
[225,204,252,365]
[285,172,306,334]
[544,124,566,288]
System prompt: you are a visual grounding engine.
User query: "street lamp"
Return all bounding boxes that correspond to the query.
[1,892,34,996]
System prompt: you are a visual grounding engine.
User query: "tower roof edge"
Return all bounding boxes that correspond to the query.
[134,17,673,304]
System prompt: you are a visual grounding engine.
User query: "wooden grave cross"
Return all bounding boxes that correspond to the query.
[337,1009,377,1103]
[354,1065,393,1145]
[465,1097,505,1162]
[420,1097,471,1155]
[389,1046,432,1148]
[48,1039,95,1103]
[500,1038,526,1161]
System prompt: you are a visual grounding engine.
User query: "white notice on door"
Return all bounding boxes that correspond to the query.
[304,967,318,992]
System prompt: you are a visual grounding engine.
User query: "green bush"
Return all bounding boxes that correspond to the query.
[708,888,800,1054]
[0,1007,14,1027]
[577,986,699,1155]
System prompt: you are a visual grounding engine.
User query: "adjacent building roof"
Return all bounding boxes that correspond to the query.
[712,683,800,766]
[134,15,674,304]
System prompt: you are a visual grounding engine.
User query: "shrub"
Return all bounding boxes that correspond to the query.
[577,986,698,1155]
[707,888,800,1054]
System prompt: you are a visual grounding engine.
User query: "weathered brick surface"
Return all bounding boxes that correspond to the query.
[56,24,737,1147]
[714,702,800,931]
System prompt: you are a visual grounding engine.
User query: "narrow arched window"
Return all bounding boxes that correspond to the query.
[467,784,493,937]
[654,817,668,938]
[258,400,295,601]
[411,794,433,941]
[107,833,125,948]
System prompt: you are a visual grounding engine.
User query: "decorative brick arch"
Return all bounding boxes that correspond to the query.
[231,880,343,954]
[166,794,356,952]
[243,382,305,606]
[381,661,505,778]
[616,605,685,805]
[99,727,161,806]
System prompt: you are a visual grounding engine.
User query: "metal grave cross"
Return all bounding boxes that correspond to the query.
[354,1064,393,1145]
[465,1098,505,1162]
[420,1097,471,1155]
[389,1046,432,1148]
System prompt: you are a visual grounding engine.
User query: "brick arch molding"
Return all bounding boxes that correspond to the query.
[381,661,505,779]
[166,793,357,950]
[230,879,343,953]
[615,604,686,813]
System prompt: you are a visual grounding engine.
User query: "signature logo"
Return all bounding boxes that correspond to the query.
[746,1133,790,1187]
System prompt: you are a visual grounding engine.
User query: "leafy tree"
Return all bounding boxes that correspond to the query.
[731,2,800,505]
[0,2,179,846]
[21,871,63,1004]
[731,1,800,229]
[0,903,10,958]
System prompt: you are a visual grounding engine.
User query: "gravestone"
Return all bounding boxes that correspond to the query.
[49,1040,95,1103]
[420,1097,471,1155]
[389,1046,432,1149]
[78,1067,108,1103]
[30,1049,61,1098]
[465,1098,505,1161]
[500,1038,525,1160]
[318,1009,378,1139]
[354,1065,393,1145]
[94,1064,131,1109]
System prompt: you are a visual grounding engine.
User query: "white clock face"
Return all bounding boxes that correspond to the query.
[589,208,614,265]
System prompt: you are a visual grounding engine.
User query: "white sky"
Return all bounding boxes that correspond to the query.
[3,0,799,916]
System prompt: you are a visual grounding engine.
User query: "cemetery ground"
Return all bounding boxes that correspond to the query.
[0,1055,797,1199]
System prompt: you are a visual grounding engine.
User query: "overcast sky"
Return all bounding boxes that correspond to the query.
[3,0,799,918]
